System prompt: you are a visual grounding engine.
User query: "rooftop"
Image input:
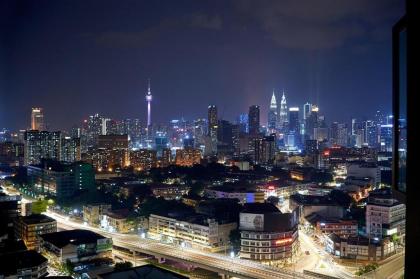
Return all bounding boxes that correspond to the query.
[40,229,109,248]
[0,250,47,276]
[241,203,280,214]
[18,213,56,225]
[290,193,339,206]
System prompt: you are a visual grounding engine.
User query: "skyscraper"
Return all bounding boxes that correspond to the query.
[145,79,153,128]
[237,113,249,134]
[288,107,300,133]
[267,91,277,131]
[330,122,348,147]
[208,105,218,154]
[303,103,312,121]
[305,106,319,140]
[287,107,300,149]
[248,105,260,135]
[279,91,288,132]
[31,107,45,131]
[24,130,61,165]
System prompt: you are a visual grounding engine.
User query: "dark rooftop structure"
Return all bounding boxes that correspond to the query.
[240,203,298,233]
[290,193,340,206]
[0,239,27,256]
[18,213,56,225]
[98,264,188,279]
[242,202,280,214]
[327,233,382,246]
[0,250,47,277]
[40,229,108,248]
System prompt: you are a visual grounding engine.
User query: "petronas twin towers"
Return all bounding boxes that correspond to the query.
[268,90,288,133]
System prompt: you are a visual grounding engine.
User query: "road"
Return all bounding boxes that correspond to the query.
[298,231,354,279]
[363,252,404,279]
[46,211,316,279]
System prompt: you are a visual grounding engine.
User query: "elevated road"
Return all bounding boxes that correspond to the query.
[47,211,316,279]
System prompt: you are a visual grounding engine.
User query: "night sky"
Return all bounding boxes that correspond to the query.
[0,0,404,131]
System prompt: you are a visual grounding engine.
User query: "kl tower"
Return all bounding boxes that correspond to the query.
[145,79,152,143]
[146,78,152,127]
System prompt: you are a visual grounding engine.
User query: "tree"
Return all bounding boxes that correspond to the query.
[61,259,75,275]
[114,261,133,271]
[32,199,49,214]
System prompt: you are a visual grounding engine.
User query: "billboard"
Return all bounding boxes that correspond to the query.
[96,238,113,252]
[240,213,264,231]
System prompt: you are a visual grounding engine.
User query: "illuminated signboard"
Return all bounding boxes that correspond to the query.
[239,213,264,231]
[275,238,293,245]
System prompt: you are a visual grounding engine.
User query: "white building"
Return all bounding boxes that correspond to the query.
[347,162,381,187]
[366,189,405,243]
[148,213,236,252]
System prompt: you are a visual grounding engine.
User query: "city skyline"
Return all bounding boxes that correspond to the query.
[0,0,404,130]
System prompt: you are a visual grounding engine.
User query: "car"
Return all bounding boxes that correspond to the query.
[305,251,310,255]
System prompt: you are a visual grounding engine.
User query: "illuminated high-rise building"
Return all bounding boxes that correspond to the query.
[305,105,319,140]
[267,91,278,131]
[24,130,61,165]
[248,105,260,135]
[279,91,288,132]
[61,137,81,163]
[237,113,249,133]
[146,79,152,127]
[303,103,312,121]
[208,105,218,154]
[31,108,45,131]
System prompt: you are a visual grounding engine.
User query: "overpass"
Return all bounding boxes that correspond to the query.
[47,211,316,279]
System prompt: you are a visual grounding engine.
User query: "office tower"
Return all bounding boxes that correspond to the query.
[303,103,312,121]
[267,91,278,131]
[155,132,169,158]
[279,91,288,132]
[375,110,386,125]
[237,113,249,134]
[24,130,61,165]
[286,107,300,149]
[305,105,319,140]
[288,107,300,133]
[193,118,207,147]
[61,137,81,163]
[254,134,276,165]
[248,105,260,135]
[86,113,103,148]
[122,118,142,147]
[208,105,218,154]
[145,79,152,127]
[31,107,45,130]
[380,124,393,152]
[313,115,328,142]
[330,122,348,147]
[364,120,378,148]
[232,124,240,156]
[217,120,233,147]
[301,102,311,136]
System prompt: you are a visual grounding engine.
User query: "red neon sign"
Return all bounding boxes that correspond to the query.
[275,238,293,245]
